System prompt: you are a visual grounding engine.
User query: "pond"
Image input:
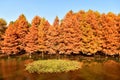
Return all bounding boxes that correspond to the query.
[0,55,120,80]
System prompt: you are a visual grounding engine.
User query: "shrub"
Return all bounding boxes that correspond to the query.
[25,59,82,73]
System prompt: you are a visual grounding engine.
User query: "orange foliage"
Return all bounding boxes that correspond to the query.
[2,14,29,54]
[25,16,41,53]
[55,11,81,54]
[1,10,120,55]
[79,10,102,54]
[45,17,60,54]
[100,13,120,55]
[2,23,19,54]
[38,18,50,53]
[53,16,59,27]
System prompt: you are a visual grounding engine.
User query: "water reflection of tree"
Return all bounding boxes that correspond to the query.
[0,59,35,80]
[0,59,120,80]
[80,60,120,80]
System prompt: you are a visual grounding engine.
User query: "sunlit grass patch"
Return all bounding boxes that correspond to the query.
[25,59,82,73]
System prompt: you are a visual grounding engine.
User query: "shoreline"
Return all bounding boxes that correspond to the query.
[0,52,120,59]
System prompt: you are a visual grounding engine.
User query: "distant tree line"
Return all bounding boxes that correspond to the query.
[0,10,120,56]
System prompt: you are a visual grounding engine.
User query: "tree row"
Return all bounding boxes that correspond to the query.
[0,10,120,55]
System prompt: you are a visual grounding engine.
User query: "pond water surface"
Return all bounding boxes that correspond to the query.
[0,55,120,80]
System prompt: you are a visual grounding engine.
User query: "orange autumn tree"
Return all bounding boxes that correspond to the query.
[2,14,29,54]
[0,18,7,53]
[45,16,60,54]
[100,13,120,55]
[2,22,19,54]
[25,16,41,54]
[38,18,50,54]
[57,10,82,54]
[116,14,120,54]
[15,14,29,51]
[79,10,102,55]
[0,18,7,36]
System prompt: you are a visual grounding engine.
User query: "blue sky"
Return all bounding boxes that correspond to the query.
[0,0,120,24]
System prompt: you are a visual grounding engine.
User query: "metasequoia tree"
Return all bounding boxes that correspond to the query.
[15,14,29,50]
[116,14,120,54]
[0,18,7,36]
[2,14,29,54]
[25,16,41,54]
[79,10,102,55]
[45,16,60,54]
[56,11,81,54]
[38,18,50,54]
[1,22,19,54]
[100,13,120,55]
[0,18,7,53]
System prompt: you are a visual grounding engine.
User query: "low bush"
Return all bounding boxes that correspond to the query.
[25,59,82,73]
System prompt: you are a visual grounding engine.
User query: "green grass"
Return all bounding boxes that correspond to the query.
[25,59,82,73]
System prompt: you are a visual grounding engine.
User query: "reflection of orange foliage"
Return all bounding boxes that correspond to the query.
[0,59,36,80]
[24,59,34,64]
[81,60,120,80]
